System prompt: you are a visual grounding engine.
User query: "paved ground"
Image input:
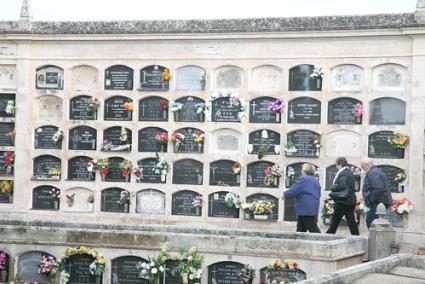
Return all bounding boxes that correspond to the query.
[352,266,425,284]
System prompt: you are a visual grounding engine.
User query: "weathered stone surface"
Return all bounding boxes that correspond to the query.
[389,266,425,280]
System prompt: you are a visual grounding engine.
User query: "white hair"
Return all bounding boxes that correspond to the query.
[361,158,374,167]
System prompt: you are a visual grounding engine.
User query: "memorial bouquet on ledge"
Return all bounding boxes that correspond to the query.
[155,132,169,145]
[391,197,413,216]
[243,200,275,216]
[137,242,168,283]
[171,132,185,146]
[237,264,255,284]
[159,99,169,112]
[231,162,241,175]
[37,255,58,277]
[0,180,13,196]
[161,68,171,81]
[264,165,283,186]
[122,101,133,111]
[192,195,203,208]
[224,192,241,209]
[393,170,407,184]
[170,102,184,112]
[388,132,409,149]
[310,65,324,78]
[5,100,15,116]
[321,199,335,220]
[267,99,285,113]
[154,153,170,181]
[86,98,100,113]
[52,130,64,144]
[169,246,204,284]
[351,102,364,118]
[119,159,132,178]
[193,131,204,144]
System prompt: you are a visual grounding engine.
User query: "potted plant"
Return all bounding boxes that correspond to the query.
[159,99,168,119]
[0,250,8,282]
[118,190,131,212]
[171,132,185,152]
[155,132,168,152]
[192,195,203,215]
[154,153,170,183]
[266,99,285,122]
[264,165,283,186]
[351,103,363,123]
[119,159,132,182]
[50,188,61,210]
[122,101,133,119]
[193,131,204,152]
[170,102,184,121]
[237,264,255,284]
[0,180,13,203]
[87,193,95,211]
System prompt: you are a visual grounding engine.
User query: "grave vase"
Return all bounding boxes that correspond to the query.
[356,116,361,123]
[8,194,12,203]
[95,276,102,284]
[174,111,180,121]
[93,111,97,120]
[162,110,167,119]
[273,177,278,186]
[160,144,167,152]
[53,199,59,210]
[285,177,291,188]
[254,214,268,220]
[124,174,130,182]
[101,173,107,182]
[197,174,203,185]
[195,207,201,215]
[127,111,132,119]
[316,78,322,89]
[236,174,240,184]
[6,166,12,175]
[1,269,7,282]
[124,202,129,213]
[160,173,166,183]
[198,113,204,122]
[10,136,14,145]
[88,202,94,212]
[276,113,280,123]
[244,212,251,220]
[197,143,203,153]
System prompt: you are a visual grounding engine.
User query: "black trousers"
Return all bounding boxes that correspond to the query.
[297,216,321,233]
[326,203,359,235]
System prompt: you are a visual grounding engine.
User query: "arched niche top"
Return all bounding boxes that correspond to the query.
[373,63,407,90]
[38,96,63,121]
[105,65,134,91]
[63,187,94,212]
[18,251,55,282]
[70,65,98,92]
[331,64,364,92]
[136,189,166,214]
[33,154,61,180]
[215,65,242,89]
[175,65,206,91]
[369,97,406,125]
[0,65,16,89]
[173,159,204,185]
[251,65,283,91]
[289,64,322,91]
[210,128,242,153]
[35,65,64,90]
[324,129,362,157]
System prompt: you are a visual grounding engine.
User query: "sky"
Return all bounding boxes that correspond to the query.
[0,0,418,21]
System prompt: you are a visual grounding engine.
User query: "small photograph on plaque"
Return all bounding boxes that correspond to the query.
[325,164,361,191]
[171,190,202,216]
[249,96,283,123]
[209,160,240,187]
[247,161,281,188]
[138,127,168,153]
[102,126,132,152]
[104,96,133,121]
[0,94,15,118]
[136,189,166,215]
[370,97,406,125]
[35,65,64,90]
[286,130,321,158]
[34,125,62,150]
[175,65,206,91]
[139,96,169,121]
[32,155,61,181]
[368,131,405,159]
[248,129,280,158]
[172,128,204,153]
[287,97,321,124]
[140,65,170,91]
[208,191,240,218]
[105,65,134,90]
[101,187,130,213]
[0,122,15,146]
[173,96,205,122]
[328,97,363,124]
[111,256,148,284]
[69,95,97,120]
[208,261,246,283]
[32,185,60,210]
[289,64,322,91]
[67,156,95,181]
[172,159,203,185]
[68,126,97,151]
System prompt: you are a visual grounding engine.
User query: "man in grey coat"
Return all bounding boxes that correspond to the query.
[361,158,392,228]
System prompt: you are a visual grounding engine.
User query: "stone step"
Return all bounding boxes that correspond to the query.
[352,273,425,284]
[389,266,425,280]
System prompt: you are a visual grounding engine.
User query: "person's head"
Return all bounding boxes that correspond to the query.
[335,157,348,170]
[360,158,374,172]
[302,163,316,176]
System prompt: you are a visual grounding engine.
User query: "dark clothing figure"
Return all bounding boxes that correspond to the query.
[362,166,392,228]
[284,175,321,233]
[326,167,359,235]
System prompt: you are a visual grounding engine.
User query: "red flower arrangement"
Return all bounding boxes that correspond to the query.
[155,132,169,144]
[4,151,14,166]
[159,99,169,111]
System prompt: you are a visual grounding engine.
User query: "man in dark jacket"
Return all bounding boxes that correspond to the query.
[361,158,392,228]
[326,157,359,235]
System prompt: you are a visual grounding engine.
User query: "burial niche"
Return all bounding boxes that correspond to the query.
[34,125,61,149]
[208,191,240,218]
[251,65,283,92]
[260,266,307,283]
[248,129,280,157]
[174,96,205,122]
[287,97,321,124]
[172,128,204,153]
[325,164,361,191]
[32,155,61,180]
[102,126,132,152]
[71,65,98,92]
[209,160,240,187]
[104,96,133,121]
[249,96,282,123]
[175,65,206,91]
[69,95,97,120]
[18,251,55,282]
[105,65,133,90]
[245,193,279,220]
[139,65,170,91]
[368,131,405,159]
[35,65,64,90]
[331,64,363,92]
[370,97,406,125]
[328,97,362,125]
[247,161,280,188]
[216,66,242,89]
[138,127,168,153]
[171,190,202,217]
[62,188,94,213]
[68,126,97,151]
[111,256,148,284]
[136,189,165,215]
[32,185,60,210]
[139,96,169,121]
[0,93,15,118]
[67,156,95,181]
[373,64,406,90]
[286,130,321,158]
[208,261,246,284]
[101,187,129,213]
[172,159,203,185]
[289,64,322,91]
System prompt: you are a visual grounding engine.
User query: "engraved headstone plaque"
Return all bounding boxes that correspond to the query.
[111,256,148,284]
[136,189,165,214]
[286,130,320,158]
[325,164,361,191]
[101,187,129,213]
[104,96,133,121]
[33,155,61,180]
[69,95,97,120]
[18,251,53,282]
[370,98,406,125]
[289,64,321,91]
[36,65,64,90]
[139,96,169,121]
[328,97,362,124]
[67,156,95,181]
[102,127,132,152]
[208,192,240,218]
[0,94,15,118]
[260,267,307,283]
[174,96,205,122]
[34,125,61,149]
[211,97,241,122]
[68,126,97,151]
[0,179,12,203]
[136,158,163,183]
[66,254,99,284]
[248,129,280,156]
[249,96,282,123]
[208,261,246,284]
[247,161,278,188]
[172,159,203,185]
[171,190,202,216]
[173,128,204,153]
[0,151,13,175]
[105,65,133,90]
[368,131,404,159]
[0,122,14,146]
[246,193,278,220]
[32,185,59,210]
[138,127,168,153]
[104,157,128,182]
[378,165,404,193]
[287,97,321,124]
[209,160,240,186]
[140,65,170,91]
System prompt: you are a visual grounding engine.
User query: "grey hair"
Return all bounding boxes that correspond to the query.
[361,158,374,167]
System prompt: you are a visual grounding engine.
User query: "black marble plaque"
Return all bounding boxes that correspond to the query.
[32,186,59,210]
[68,156,95,181]
[140,65,170,91]
[0,122,14,146]
[104,96,133,121]
[66,254,98,284]
[164,259,181,284]
[173,128,204,153]
[101,187,128,213]
[246,193,278,220]
[378,165,404,193]
[36,65,64,90]
[138,127,168,152]
[260,267,307,283]
[368,131,404,159]
[370,98,406,125]
[211,97,241,122]
[284,198,297,221]
[34,125,62,149]
[289,64,322,91]
[0,151,13,175]
[249,96,282,123]
[248,129,280,156]
[139,96,169,121]
[18,251,52,282]
[68,126,97,151]
[136,158,163,183]
[69,95,97,120]
[102,127,132,152]
[328,97,362,124]
[171,190,202,216]
[111,256,148,284]
[286,130,320,158]
[33,155,61,180]
[287,97,321,124]
[172,159,203,185]
[104,157,128,183]
[208,261,246,284]
[209,160,240,186]
[105,65,133,90]
[325,164,361,191]
[0,94,15,118]
[247,161,278,188]
[208,191,240,218]
[174,96,205,122]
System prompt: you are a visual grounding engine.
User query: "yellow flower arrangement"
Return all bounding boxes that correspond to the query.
[161,68,171,81]
[388,132,409,149]
[0,180,13,195]
[58,246,105,277]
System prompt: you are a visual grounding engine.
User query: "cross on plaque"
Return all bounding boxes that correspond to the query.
[140,102,146,116]
[251,101,258,114]
[211,267,219,284]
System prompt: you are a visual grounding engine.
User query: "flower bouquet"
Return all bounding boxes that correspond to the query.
[169,246,204,284]
[118,190,131,212]
[161,68,171,81]
[86,98,100,114]
[193,131,204,152]
[97,158,110,181]
[52,130,64,144]
[37,255,57,278]
[50,188,60,209]
[5,100,15,117]
[391,197,413,216]
[237,264,255,284]
[159,99,169,119]
[264,165,283,186]
[265,259,301,283]
[257,145,268,159]
[285,166,296,187]
[154,153,170,182]
[267,99,285,122]
[310,65,324,78]
[0,180,13,201]
[133,167,143,182]
[171,132,185,151]
[192,195,203,214]
[357,197,369,214]
[352,103,364,123]
[155,132,168,151]
[387,132,409,149]
[119,159,132,182]
[243,200,275,220]
[284,141,297,155]
[122,101,133,118]
[321,199,335,224]
[5,129,15,144]
[0,250,7,282]
[231,162,241,176]
[137,242,169,283]
[224,192,241,209]
[195,103,205,121]
[4,151,13,174]
[310,134,321,156]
